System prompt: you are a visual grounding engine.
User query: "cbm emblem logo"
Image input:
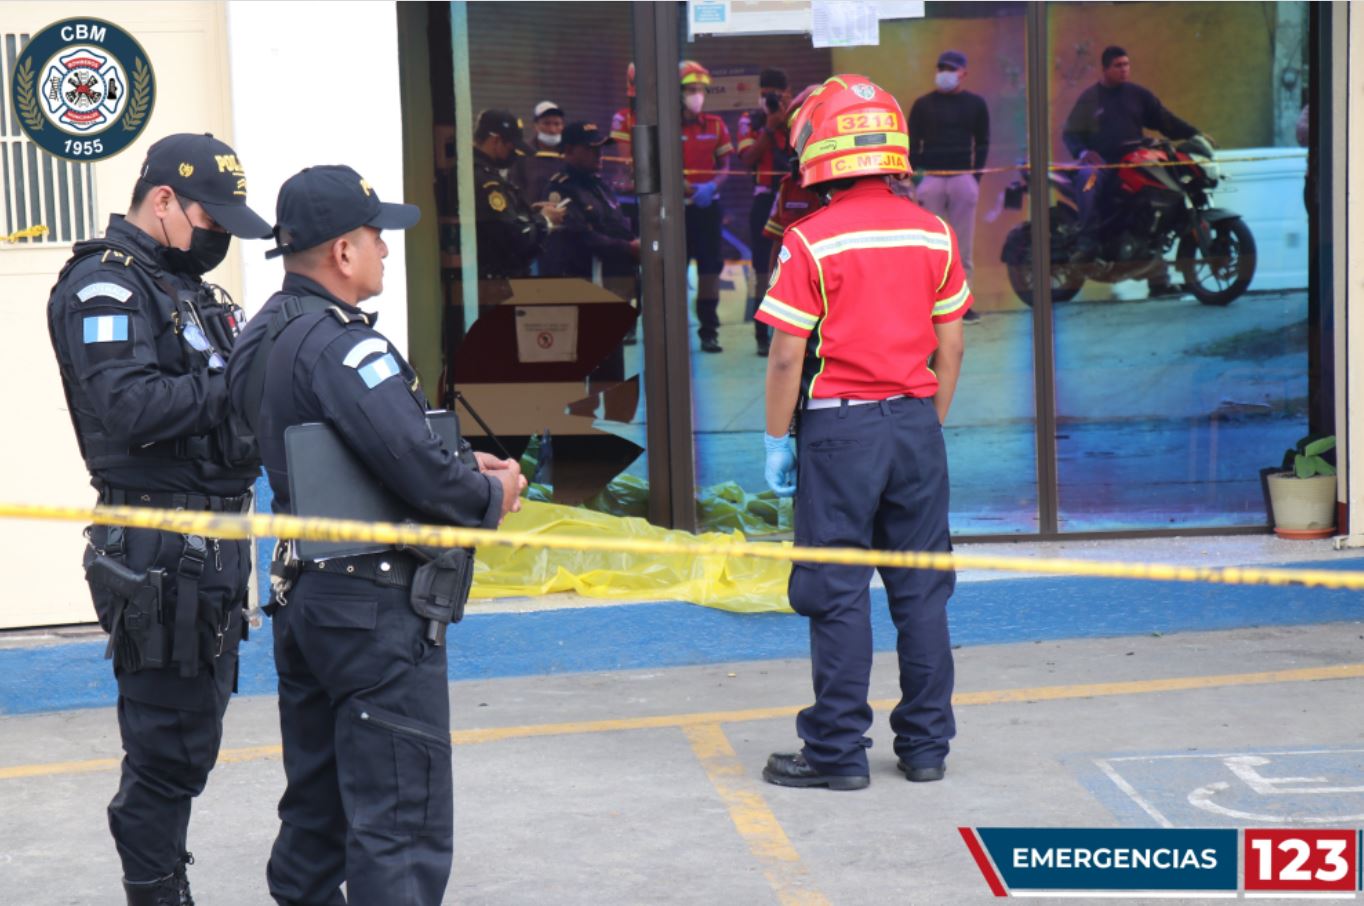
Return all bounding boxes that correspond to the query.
[9,19,155,162]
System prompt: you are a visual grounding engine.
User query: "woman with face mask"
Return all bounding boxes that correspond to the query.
[907,50,991,322]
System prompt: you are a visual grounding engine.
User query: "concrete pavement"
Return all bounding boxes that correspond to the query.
[2,620,1362,904]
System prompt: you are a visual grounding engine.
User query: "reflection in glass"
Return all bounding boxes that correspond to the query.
[428,2,647,516]
[686,3,1038,535]
[1047,2,1311,529]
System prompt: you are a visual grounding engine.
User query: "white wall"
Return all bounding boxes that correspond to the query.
[0,2,242,628]
[224,0,409,350]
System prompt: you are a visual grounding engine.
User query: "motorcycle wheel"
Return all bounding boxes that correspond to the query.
[1003,223,1084,308]
[1176,218,1256,307]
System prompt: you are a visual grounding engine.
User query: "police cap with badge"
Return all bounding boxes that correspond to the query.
[476,108,534,155]
[265,164,420,258]
[140,133,273,240]
[559,121,615,149]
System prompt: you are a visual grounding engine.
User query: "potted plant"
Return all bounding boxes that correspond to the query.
[1265,435,1336,539]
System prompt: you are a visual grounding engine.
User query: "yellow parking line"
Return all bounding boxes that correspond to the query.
[3,663,1361,781]
[683,724,831,906]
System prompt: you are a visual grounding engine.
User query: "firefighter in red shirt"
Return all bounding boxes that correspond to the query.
[680,60,733,353]
[757,75,969,791]
[737,68,792,356]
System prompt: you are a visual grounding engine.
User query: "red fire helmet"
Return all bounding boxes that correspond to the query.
[679,60,711,87]
[791,75,910,188]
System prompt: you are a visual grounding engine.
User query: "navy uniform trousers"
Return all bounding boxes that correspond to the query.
[266,565,453,906]
[790,396,956,776]
[86,523,248,883]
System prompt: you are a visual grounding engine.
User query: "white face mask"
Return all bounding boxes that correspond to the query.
[684,92,706,115]
[537,132,562,148]
[935,70,960,92]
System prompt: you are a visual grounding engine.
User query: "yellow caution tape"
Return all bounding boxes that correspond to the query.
[1,501,1361,591]
[2,225,48,243]
[600,151,1306,181]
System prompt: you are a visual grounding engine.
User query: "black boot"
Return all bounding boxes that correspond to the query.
[175,852,195,906]
[123,873,181,906]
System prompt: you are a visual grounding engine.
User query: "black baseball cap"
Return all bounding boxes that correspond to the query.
[938,50,968,70]
[476,109,533,154]
[560,122,614,149]
[139,133,272,239]
[265,165,420,259]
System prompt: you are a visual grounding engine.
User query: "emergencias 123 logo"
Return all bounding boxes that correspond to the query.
[10,18,155,162]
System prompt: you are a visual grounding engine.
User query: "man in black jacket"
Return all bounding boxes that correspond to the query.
[1062,45,1199,281]
[909,50,989,321]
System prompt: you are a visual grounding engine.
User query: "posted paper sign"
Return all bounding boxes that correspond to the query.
[811,0,880,48]
[515,306,578,364]
[688,0,813,37]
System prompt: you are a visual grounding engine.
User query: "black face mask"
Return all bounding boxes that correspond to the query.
[161,197,232,276]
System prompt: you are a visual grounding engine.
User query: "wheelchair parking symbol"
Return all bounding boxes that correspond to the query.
[1080,748,1364,828]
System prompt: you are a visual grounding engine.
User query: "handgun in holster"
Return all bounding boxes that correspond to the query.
[86,555,167,672]
[408,547,474,647]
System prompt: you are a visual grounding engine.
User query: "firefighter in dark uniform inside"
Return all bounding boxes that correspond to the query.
[472,108,566,300]
[227,164,525,905]
[46,132,272,905]
[756,76,969,791]
[539,121,640,382]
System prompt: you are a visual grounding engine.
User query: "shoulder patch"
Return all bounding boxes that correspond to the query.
[83,314,130,343]
[76,282,133,304]
[342,337,388,369]
[357,353,400,389]
[488,191,507,213]
[778,246,792,263]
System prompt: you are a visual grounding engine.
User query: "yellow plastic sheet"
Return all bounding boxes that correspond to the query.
[470,501,794,613]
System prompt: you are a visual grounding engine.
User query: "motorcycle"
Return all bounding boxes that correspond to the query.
[999,136,1256,307]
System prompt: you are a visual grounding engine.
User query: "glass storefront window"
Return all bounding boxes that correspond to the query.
[1045,2,1311,530]
[681,3,1038,535]
[411,1,1324,538]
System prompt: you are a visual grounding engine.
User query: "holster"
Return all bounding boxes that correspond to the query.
[408,547,474,647]
[87,554,167,673]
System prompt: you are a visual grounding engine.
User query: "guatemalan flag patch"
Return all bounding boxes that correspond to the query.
[83,314,129,343]
[357,353,400,389]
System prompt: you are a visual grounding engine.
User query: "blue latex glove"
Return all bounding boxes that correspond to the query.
[692,180,719,208]
[764,433,797,497]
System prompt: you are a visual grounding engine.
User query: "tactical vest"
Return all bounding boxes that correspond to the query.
[49,235,260,482]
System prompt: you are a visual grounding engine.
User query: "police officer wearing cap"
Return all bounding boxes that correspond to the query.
[539,122,639,285]
[757,77,969,792]
[227,164,525,906]
[540,122,640,383]
[473,109,565,287]
[46,132,271,905]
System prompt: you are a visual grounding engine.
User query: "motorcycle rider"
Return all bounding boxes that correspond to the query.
[1062,45,1199,295]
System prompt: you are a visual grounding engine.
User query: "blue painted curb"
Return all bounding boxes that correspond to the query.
[2,559,1361,717]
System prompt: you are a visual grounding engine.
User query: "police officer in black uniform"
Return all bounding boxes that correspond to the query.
[45,133,271,906]
[473,108,565,287]
[227,165,525,906]
[539,122,639,282]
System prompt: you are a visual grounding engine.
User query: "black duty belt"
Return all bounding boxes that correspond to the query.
[100,487,252,513]
[299,552,418,589]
